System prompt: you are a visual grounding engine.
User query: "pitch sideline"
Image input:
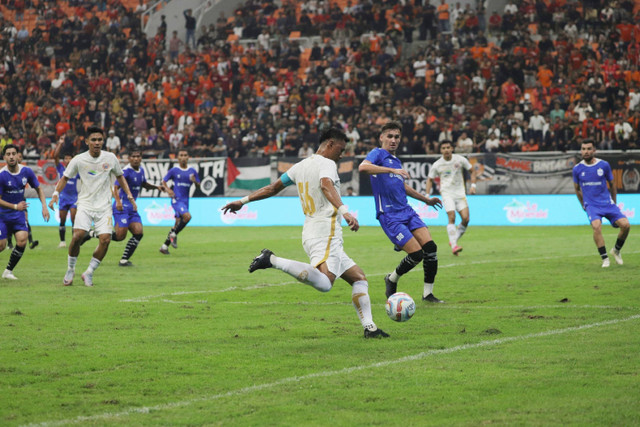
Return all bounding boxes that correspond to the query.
[26,314,640,427]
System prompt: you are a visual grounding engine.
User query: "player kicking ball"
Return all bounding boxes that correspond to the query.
[573,139,630,267]
[223,129,389,338]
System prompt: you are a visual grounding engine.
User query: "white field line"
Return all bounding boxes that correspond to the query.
[26,313,640,427]
[121,249,640,303]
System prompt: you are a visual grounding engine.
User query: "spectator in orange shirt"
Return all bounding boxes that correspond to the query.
[537,64,554,88]
[437,0,450,33]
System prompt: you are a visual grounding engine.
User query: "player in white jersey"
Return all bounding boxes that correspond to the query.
[426,140,477,255]
[49,126,137,287]
[222,128,389,338]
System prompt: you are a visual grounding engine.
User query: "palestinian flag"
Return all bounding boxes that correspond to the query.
[227,157,271,190]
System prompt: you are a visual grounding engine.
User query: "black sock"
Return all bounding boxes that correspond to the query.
[59,225,66,242]
[27,223,33,243]
[111,231,117,241]
[615,239,625,251]
[7,245,25,271]
[164,229,174,246]
[598,246,607,259]
[7,235,12,247]
[394,250,422,278]
[175,218,188,234]
[122,234,143,260]
[422,241,438,284]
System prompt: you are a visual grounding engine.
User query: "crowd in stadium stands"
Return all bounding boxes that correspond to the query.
[0,0,639,161]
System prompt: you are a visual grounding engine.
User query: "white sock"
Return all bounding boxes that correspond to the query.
[352,280,376,330]
[270,255,332,292]
[456,224,467,242]
[86,257,101,274]
[68,256,77,271]
[446,223,457,246]
[389,270,399,283]
[423,282,434,298]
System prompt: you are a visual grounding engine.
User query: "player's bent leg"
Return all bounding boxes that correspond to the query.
[590,219,609,265]
[250,248,333,292]
[387,237,422,293]
[82,234,111,287]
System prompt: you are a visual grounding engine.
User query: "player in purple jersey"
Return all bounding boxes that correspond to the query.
[0,144,50,280]
[159,148,200,255]
[359,121,444,302]
[52,138,79,248]
[112,148,165,266]
[7,151,39,250]
[573,140,630,267]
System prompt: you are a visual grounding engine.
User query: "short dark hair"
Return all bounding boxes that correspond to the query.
[380,121,402,135]
[2,144,18,156]
[319,128,347,145]
[178,148,190,155]
[86,126,104,137]
[582,139,595,147]
[129,147,142,156]
[440,140,453,147]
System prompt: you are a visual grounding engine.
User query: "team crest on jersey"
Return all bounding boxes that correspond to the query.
[597,168,603,176]
[22,177,27,185]
[102,163,110,171]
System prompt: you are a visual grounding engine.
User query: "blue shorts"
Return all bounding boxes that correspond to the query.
[378,206,427,249]
[113,208,142,229]
[0,211,28,240]
[172,200,189,218]
[586,203,626,228]
[59,195,77,211]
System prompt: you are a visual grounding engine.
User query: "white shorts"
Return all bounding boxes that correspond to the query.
[74,208,113,235]
[303,236,356,278]
[442,195,468,213]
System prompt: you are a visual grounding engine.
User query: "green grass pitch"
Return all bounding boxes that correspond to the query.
[1,225,639,426]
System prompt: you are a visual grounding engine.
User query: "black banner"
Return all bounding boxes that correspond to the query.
[139,159,225,197]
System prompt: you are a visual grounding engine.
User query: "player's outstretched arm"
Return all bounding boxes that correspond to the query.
[358,160,410,179]
[405,183,442,209]
[160,181,175,198]
[49,176,69,209]
[222,179,286,214]
[469,167,478,195]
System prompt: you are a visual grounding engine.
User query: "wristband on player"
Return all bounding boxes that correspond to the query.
[337,205,349,216]
[240,196,250,205]
[14,204,17,210]
[52,191,59,197]
[471,183,477,188]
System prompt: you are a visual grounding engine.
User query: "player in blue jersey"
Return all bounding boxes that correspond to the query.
[0,144,50,279]
[159,148,201,255]
[359,121,444,302]
[7,151,39,250]
[573,140,631,267]
[52,138,79,248]
[112,148,165,266]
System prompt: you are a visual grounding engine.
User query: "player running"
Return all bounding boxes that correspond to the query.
[573,139,631,267]
[426,140,477,255]
[0,144,50,279]
[112,148,165,266]
[222,128,389,338]
[159,149,200,255]
[50,126,137,286]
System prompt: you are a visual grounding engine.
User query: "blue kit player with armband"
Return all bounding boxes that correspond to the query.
[573,140,630,267]
[0,144,50,280]
[359,121,444,302]
[159,149,200,254]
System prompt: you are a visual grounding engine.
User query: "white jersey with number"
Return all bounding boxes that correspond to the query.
[286,154,343,242]
[428,154,472,199]
[64,150,123,211]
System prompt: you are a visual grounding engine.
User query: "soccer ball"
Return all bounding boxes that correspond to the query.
[385,292,416,322]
